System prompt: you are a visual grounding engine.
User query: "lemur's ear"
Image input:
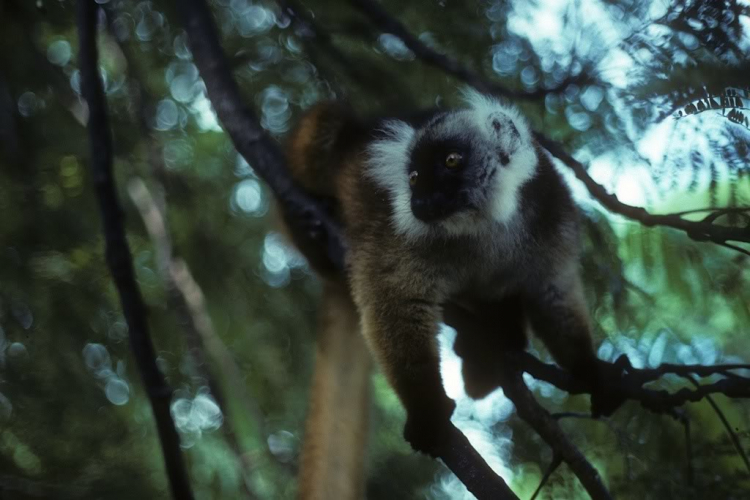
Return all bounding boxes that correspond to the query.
[287,102,355,196]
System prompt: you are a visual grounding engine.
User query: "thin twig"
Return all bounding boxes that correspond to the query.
[552,412,594,420]
[719,242,750,257]
[76,2,193,498]
[684,375,750,476]
[128,178,265,499]
[630,362,750,385]
[516,351,750,412]
[672,409,694,485]
[530,454,562,500]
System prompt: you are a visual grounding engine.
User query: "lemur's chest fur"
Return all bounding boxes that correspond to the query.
[404,222,533,301]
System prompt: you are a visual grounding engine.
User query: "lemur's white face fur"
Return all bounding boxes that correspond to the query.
[366,90,538,239]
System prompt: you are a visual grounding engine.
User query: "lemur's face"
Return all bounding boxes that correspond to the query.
[407,110,523,223]
[367,91,538,238]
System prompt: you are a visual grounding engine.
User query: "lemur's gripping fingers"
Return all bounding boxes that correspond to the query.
[400,363,457,457]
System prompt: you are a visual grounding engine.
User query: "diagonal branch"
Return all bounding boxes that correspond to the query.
[683,375,750,475]
[530,454,562,500]
[500,366,612,500]
[438,424,519,499]
[536,136,750,246]
[128,178,266,498]
[180,0,346,272]
[348,0,589,100]
[277,0,380,98]
[76,2,194,499]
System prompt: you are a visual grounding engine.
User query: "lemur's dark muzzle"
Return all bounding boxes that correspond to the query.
[411,189,473,222]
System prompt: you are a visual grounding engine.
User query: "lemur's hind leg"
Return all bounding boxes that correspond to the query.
[446,294,527,399]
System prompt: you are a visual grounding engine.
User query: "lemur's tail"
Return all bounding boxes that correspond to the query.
[298,281,372,500]
[286,102,352,197]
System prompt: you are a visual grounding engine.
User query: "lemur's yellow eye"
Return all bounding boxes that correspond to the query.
[445,152,463,169]
[409,171,419,186]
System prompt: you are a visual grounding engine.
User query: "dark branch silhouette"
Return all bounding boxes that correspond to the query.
[277,0,382,98]
[435,427,519,499]
[181,0,346,272]
[512,351,750,410]
[500,366,613,500]
[530,454,562,500]
[536,136,750,248]
[128,179,261,498]
[76,1,194,499]
[683,375,750,474]
[276,0,415,109]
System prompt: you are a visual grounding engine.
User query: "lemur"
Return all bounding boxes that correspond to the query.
[286,90,616,461]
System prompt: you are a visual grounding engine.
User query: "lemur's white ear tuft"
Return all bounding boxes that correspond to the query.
[459,87,532,145]
[365,120,415,193]
[456,88,538,225]
[459,87,497,113]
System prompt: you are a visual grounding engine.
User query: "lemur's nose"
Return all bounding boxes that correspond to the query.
[412,193,453,222]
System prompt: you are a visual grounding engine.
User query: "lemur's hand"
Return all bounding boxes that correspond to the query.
[403,394,456,457]
[590,355,630,417]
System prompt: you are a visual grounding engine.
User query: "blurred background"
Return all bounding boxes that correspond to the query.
[0,0,748,498]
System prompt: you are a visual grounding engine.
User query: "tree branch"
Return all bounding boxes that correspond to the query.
[276,0,415,109]
[438,424,519,499]
[128,178,265,498]
[500,366,613,500]
[76,2,194,499]
[276,0,379,98]
[683,375,750,475]
[536,136,750,246]
[348,0,589,100]
[530,454,562,500]
[180,0,346,272]
[107,20,279,478]
[514,351,750,412]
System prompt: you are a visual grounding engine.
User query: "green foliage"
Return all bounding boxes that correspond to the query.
[0,0,747,498]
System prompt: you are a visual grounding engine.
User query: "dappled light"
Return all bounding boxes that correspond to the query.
[0,0,747,498]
